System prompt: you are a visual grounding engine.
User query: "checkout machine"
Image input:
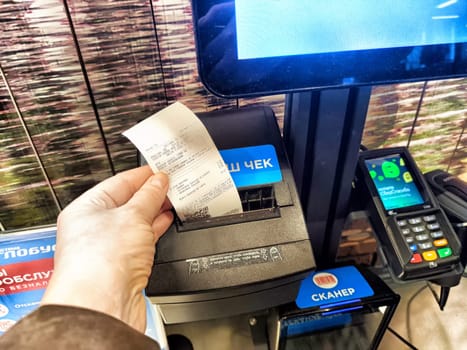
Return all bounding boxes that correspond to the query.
[143,1,467,349]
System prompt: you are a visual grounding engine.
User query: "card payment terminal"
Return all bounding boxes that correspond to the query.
[355,147,462,281]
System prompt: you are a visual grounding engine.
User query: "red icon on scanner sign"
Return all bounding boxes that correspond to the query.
[312,272,338,289]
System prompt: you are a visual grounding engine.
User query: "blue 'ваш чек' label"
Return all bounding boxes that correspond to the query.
[220,144,282,188]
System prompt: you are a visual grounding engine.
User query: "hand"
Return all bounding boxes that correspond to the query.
[41,166,174,332]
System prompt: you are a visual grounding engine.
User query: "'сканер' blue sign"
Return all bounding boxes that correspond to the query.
[295,266,374,309]
[220,144,282,188]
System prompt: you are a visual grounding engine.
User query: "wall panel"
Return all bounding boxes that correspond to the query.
[0,0,114,218]
[363,78,466,179]
[151,0,236,111]
[0,79,59,229]
[410,79,466,176]
[67,0,170,172]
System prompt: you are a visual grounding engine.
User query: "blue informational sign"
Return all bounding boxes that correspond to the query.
[0,228,56,334]
[295,266,374,309]
[220,145,282,188]
[0,229,160,340]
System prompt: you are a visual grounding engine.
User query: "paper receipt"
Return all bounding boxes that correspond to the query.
[123,102,243,222]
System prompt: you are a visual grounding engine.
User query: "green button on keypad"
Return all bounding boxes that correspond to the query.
[437,247,452,258]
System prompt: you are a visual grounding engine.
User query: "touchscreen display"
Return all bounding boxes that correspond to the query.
[236,0,467,60]
[192,0,467,97]
[364,154,425,210]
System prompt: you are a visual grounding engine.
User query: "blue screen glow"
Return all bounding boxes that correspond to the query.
[235,0,467,60]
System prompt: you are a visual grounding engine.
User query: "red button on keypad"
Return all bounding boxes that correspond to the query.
[410,253,422,264]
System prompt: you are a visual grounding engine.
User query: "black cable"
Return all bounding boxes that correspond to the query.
[446,115,465,173]
[405,284,428,343]
[387,327,418,350]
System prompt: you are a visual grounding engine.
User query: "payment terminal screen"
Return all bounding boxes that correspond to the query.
[364,154,425,210]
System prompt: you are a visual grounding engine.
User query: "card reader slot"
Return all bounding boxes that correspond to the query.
[176,186,280,232]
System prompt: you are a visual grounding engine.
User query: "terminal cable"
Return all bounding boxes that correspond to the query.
[387,326,418,350]
[405,284,428,344]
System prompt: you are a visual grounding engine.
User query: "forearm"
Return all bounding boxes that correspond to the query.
[0,305,160,350]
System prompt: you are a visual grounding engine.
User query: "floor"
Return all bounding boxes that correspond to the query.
[165,274,467,349]
[379,276,467,350]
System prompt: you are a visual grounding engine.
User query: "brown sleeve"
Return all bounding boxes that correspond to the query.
[0,305,161,350]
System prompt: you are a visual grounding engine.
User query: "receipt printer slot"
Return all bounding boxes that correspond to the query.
[176,185,281,231]
[240,186,276,211]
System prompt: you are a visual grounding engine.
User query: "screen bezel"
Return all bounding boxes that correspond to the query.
[191,1,467,98]
[360,150,432,214]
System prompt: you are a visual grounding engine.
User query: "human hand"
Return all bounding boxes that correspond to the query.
[41,166,174,332]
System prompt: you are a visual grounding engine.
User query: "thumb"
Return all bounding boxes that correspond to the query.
[125,172,170,223]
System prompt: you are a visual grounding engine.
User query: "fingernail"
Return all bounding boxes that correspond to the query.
[151,173,168,189]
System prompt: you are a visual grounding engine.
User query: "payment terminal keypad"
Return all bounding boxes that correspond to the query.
[396,214,453,264]
[358,147,463,280]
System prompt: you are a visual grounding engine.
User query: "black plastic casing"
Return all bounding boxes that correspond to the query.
[146,106,316,324]
[424,169,467,269]
[424,169,467,223]
[355,147,462,280]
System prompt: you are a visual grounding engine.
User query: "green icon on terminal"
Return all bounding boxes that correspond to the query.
[381,161,400,178]
[403,171,413,183]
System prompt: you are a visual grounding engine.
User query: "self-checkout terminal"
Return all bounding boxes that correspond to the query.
[142,107,401,349]
[146,106,316,324]
[144,0,466,348]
